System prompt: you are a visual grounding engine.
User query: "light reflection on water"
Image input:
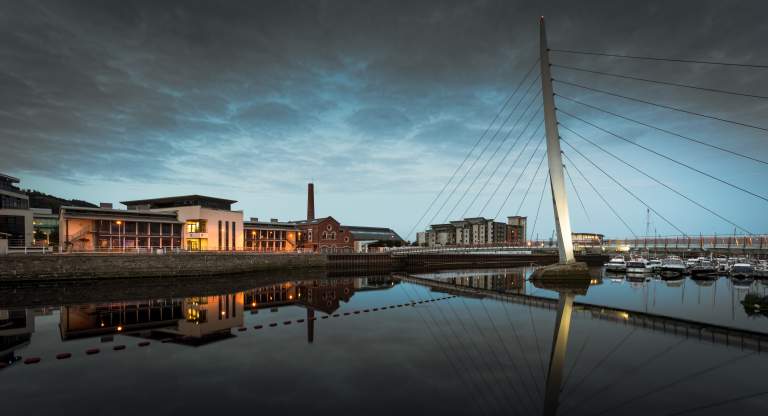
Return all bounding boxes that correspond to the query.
[0,269,766,415]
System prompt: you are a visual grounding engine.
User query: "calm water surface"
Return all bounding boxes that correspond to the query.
[1,267,766,415]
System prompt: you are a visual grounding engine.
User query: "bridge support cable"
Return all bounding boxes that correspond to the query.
[559,337,689,416]
[405,59,540,239]
[554,93,768,166]
[662,390,768,416]
[477,122,544,216]
[475,297,547,407]
[459,101,545,219]
[494,137,547,221]
[529,172,550,243]
[588,352,757,416]
[557,108,768,204]
[561,139,682,236]
[401,282,519,416]
[428,74,541,228]
[514,150,548,216]
[558,327,638,403]
[549,49,768,69]
[553,79,768,134]
[420,284,542,414]
[561,152,637,238]
[558,334,590,397]
[442,84,543,222]
[411,284,537,413]
[558,121,755,235]
[552,63,768,100]
[396,284,502,415]
[403,282,527,413]
[563,164,591,225]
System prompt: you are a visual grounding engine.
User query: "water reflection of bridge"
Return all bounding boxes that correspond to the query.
[396,273,768,352]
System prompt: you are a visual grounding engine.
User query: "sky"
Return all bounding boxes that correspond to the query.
[1,0,767,240]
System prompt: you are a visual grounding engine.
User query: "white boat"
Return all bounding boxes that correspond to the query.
[685,258,700,270]
[646,259,662,273]
[753,260,768,278]
[690,260,717,278]
[626,258,649,274]
[604,257,627,272]
[660,257,686,275]
[730,263,755,278]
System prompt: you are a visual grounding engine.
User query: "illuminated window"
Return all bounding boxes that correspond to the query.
[186,220,206,233]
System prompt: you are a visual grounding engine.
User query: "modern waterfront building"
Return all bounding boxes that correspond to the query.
[426,223,457,246]
[450,217,507,245]
[32,208,59,247]
[121,195,244,251]
[572,232,605,249]
[243,218,300,252]
[416,231,428,247]
[59,205,183,252]
[507,216,527,245]
[0,173,33,247]
[423,217,506,247]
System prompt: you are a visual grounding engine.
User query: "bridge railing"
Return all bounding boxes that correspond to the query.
[604,235,768,251]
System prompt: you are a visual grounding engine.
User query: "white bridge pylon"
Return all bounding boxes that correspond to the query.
[540,16,575,264]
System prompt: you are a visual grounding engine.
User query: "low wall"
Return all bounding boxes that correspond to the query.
[0,252,327,282]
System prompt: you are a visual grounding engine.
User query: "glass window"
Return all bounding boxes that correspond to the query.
[124,221,136,234]
[150,223,160,235]
[162,223,171,235]
[185,220,206,233]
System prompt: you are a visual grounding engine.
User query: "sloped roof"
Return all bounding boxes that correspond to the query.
[344,225,404,242]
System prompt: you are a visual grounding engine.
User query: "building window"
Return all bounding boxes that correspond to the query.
[326,225,332,231]
[186,220,206,233]
[232,221,236,250]
[308,229,312,241]
[225,221,229,251]
[218,220,222,250]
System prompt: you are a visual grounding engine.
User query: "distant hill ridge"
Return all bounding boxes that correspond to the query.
[24,189,97,214]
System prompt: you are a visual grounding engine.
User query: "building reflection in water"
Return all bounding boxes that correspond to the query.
[55,276,399,348]
[1,307,55,368]
[418,268,529,294]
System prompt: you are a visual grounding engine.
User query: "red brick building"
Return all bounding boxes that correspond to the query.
[294,183,403,253]
[296,216,354,253]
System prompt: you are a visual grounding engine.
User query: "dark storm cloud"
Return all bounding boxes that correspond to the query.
[0,0,766,235]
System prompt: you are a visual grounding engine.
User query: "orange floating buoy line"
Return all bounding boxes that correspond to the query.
[113,345,126,351]
[253,325,263,329]
[56,353,72,360]
[237,327,247,332]
[297,319,305,323]
[283,321,292,325]
[85,348,100,355]
[138,341,151,347]
[268,323,278,327]
[23,357,41,365]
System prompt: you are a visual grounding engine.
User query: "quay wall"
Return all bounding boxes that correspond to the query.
[0,252,608,283]
[0,252,327,282]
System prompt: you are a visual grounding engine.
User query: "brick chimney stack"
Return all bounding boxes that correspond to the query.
[307,182,315,221]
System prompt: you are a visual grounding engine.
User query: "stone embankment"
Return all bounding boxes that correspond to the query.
[0,252,327,282]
